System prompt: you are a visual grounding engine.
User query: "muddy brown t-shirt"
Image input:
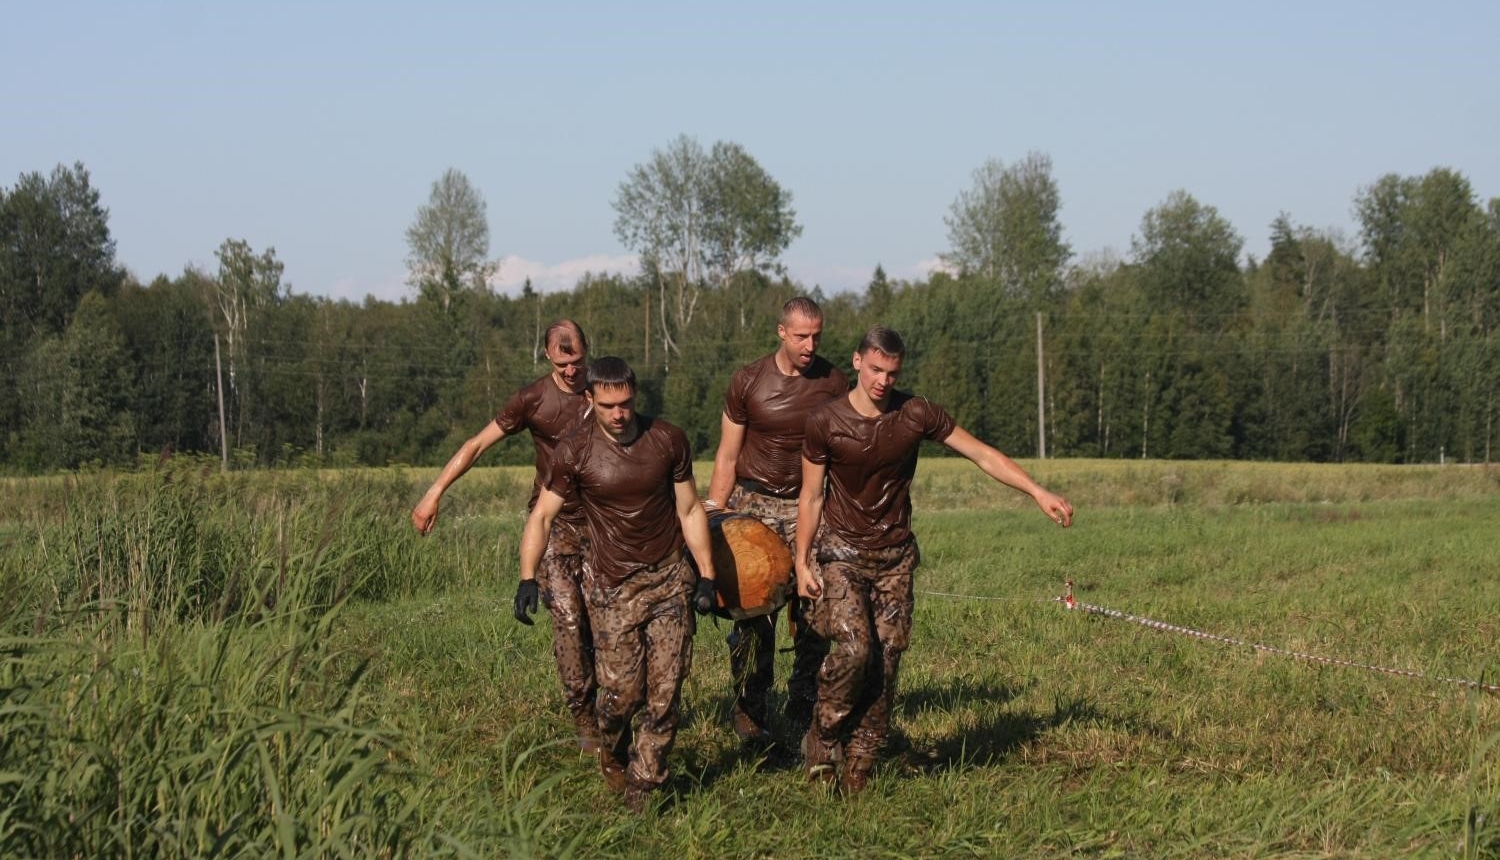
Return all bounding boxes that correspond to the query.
[803,391,955,551]
[494,375,591,524]
[723,353,848,497]
[546,415,695,587]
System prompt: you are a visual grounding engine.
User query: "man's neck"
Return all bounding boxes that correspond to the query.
[847,388,888,418]
[598,418,641,445]
[551,373,582,394]
[773,350,806,377]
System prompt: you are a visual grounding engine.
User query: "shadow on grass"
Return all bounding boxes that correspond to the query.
[895,681,1127,774]
[896,675,1028,717]
[897,677,1035,772]
[663,693,820,800]
[668,682,1161,796]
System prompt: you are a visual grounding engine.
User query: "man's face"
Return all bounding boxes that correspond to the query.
[851,348,902,404]
[777,312,823,372]
[547,344,588,392]
[588,383,636,439]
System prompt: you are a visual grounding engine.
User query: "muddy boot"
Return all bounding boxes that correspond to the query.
[801,730,840,787]
[732,703,772,744]
[598,750,627,794]
[840,753,876,795]
[623,781,656,814]
[573,710,603,754]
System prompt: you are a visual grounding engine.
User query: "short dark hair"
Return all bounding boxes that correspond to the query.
[779,296,823,326]
[544,319,589,357]
[857,325,905,359]
[586,356,636,393]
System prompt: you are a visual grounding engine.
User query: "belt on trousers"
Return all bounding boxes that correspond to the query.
[633,548,685,574]
[736,477,798,500]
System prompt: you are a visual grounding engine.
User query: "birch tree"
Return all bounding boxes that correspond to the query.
[405,169,498,313]
[613,135,800,359]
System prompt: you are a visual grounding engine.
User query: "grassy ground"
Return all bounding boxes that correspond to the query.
[339,458,1500,859]
[3,459,1498,858]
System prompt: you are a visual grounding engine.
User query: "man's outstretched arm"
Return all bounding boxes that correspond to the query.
[942,427,1073,527]
[412,421,508,534]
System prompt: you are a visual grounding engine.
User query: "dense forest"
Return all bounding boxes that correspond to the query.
[2,147,1496,474]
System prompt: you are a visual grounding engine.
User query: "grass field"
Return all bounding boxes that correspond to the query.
[2,458,1498,858]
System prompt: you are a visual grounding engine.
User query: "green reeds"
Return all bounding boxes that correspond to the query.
[0,464,571,858]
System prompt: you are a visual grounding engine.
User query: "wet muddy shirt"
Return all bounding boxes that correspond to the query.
[494,375,592,525]
[803,391,955,551]
[547,415,694,587]
[723,353,848,497]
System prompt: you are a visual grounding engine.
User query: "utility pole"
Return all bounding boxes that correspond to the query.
[214,333,228,472]
[531,279,542,365]
[1036,312,1047,459]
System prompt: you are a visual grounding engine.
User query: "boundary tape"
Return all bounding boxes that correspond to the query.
[915,586,1500,695]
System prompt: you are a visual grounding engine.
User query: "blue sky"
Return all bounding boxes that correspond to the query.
[4,0,1496,301]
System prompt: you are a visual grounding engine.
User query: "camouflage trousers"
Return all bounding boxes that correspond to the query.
[538,518,595,722]
[586,554,696,791]
[804,531,919,765]
[725,484,829,726]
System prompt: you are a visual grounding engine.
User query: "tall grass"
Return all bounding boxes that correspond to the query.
[1,460,532,621]
[4,459,1498,858]
[0,462,570,859]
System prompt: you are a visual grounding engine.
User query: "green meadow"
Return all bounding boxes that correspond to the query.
[2,459,1497,859]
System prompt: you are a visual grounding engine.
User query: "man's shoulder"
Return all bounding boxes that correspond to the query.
[641,414,687,442]
[517,374,556,397]
[807,392,852,424]
[635,416,692,464]
[529,375,593,406]
[553,420,594,457]
[891,390,939,415]
[733,353,779,382]
[503,374,557,412]
[891,391,955,435]
[804,355,848,385]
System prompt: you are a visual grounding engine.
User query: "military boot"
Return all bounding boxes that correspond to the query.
[801,730,840,787]
[840,753,876,795]
[574,710,603,754]
[598,750,627,794]
[731,703,772,744]
[623,782,656,814]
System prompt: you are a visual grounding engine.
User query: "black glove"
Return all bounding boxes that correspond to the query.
[514,579,539,625]
[693,577,718,616]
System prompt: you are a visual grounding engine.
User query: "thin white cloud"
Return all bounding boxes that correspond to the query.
[313,258,639,304]
[324,273,409,303]
[317,255,939,305]
[781,261,875,295]
[782,258,955,294]
[492,254,639,295]
[913,257,959,279]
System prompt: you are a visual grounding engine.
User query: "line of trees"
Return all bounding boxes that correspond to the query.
[2,148,1496,475]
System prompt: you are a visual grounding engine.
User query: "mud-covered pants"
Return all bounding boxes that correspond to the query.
[588,555,696,790]
[538,518,595,723]
[805,533,918,765]
[725,484,828,725]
